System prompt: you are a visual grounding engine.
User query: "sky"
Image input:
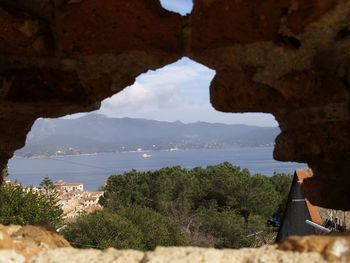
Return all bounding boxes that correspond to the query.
[159,0,193,15]
[65,0,278,127]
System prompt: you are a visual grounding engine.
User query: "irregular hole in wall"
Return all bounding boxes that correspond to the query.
[159,0,193,15]
[7,57,308,250]
[9,57,303,190]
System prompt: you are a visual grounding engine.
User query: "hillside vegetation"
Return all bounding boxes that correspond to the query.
[62,163,292,250]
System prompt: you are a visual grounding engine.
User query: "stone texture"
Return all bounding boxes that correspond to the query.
[188,0,350,210]
[1,224,349,263]
[0,224,70,262]
[0,0,349,211]
[28,245,340,263]
[30,248,145,263]
[191,0,291,48]
[0,0,183,179]
[54,0,183,54]
[279,234,350,261]
[0,7,51,55]
[286,0,339,34]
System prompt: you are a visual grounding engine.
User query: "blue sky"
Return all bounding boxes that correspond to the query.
[92,58,278,127]
[160,0,193,15]
[67,1,278,127]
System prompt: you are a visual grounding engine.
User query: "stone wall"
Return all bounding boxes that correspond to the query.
[0,0,349,209]
[1,224,350,263]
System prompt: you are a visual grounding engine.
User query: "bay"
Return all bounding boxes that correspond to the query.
[8,147,307,191]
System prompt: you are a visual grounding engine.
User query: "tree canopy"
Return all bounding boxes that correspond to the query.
[62,208,187,250]
[64,163,292,250]
[1,168,8,178]
[0,184,63,228]
[39,176,55,190]
[62,211,144,250]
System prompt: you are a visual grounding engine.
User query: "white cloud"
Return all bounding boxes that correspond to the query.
[100,58,214,114]
[102,82,183,112]
[64,58,278,127]
[139,59,214,88]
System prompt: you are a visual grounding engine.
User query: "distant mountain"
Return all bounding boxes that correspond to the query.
[15,114,280,157]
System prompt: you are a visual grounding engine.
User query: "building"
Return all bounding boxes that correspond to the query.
[83,197,99,207]
[51,180,104,221]
[54,180,84,192]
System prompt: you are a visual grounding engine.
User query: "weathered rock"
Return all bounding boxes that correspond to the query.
[191,0,291,48]
[279,234,350,261]
[30,247,145,263]
[0,0,183,178]
[286,0,339,34]
[1,224,349,263]
[188,0,350,209]
[0,7,51,55]
[29,245,337,263]
[0,0,349,211]
[0,224,70,262]
[54,0,183,54]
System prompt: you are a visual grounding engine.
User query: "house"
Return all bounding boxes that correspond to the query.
[3,178,18,186]
[54,180,84,192]
[83,197,99,207]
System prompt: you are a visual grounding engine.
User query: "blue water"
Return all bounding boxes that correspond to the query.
[8,147,307,191]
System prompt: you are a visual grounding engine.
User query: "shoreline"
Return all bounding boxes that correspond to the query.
[13,145,275,160]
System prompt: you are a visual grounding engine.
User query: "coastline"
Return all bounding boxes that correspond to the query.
[13,144,275,160]
[9,146,306,191]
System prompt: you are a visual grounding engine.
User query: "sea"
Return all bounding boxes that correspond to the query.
[8,147,307,191]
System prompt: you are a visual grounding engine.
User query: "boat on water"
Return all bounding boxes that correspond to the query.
[142,154,152,158]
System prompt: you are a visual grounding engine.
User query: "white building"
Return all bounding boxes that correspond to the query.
[54,180,84,192]
[83,197,99,207]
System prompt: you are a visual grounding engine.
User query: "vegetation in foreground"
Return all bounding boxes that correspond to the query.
[0,175,63,228]
[62,163,292,250]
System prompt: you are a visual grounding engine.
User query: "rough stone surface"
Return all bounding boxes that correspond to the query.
[28,246,336,263]
[54,0,183,54]
[0,7,51,55]
[0,0,349,211]
[0,224,70,262]
[1,224,350,262]
[279,234,350,261]
[189,0,350,210]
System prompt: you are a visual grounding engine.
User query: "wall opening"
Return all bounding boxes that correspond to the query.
[9,57,290,189]
[5,57,309,251]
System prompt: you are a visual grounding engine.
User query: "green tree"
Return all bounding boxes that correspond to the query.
[195,209,247,248]
[235,174,280,222]
[39,176,55,190]
[1,167,9,178]
[0,184,62,228]
[100,166,198,216]
[62,210,144,250]
[99,163,285,249]
[118,206,188,250]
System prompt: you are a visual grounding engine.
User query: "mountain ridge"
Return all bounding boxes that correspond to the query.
[15,114,280,157]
